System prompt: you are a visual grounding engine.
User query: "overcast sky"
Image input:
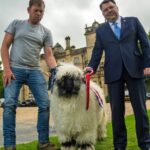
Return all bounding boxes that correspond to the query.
[0,0,150,49]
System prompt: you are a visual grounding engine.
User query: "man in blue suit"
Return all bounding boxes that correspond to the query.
[86,0,150,150]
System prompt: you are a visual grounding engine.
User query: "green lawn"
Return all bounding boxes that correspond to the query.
[1,110,150,150]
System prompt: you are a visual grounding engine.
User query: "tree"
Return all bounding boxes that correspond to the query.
[148,31,150,40]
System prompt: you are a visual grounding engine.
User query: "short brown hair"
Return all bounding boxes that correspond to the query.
[99,0,116,10]
[29,0,45,8]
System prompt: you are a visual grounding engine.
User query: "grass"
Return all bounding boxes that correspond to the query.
[0,137,60,150]
[1,110,150,150]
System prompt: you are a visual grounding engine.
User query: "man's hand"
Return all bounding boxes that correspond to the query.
[48,67,57,93]
[144,68,150,77]
[3,68,15,86]
[84,66,94,75]
[82,67,94,83]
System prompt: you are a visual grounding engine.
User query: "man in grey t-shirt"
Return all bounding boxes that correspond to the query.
[6,19,53,70]
[1,0,59,150]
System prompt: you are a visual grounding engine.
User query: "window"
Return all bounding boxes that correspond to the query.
[74,57,80,65]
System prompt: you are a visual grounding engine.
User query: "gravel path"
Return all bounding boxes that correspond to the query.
[0,101,150,147]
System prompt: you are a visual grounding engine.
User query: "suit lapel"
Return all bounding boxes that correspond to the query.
[105,22,118,40]
[120,17,129,40]
[104,17,130,40]
[103,18,129,41]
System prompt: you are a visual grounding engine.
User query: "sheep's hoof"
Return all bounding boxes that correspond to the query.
[77,143,95,150]
[61,140,76,150]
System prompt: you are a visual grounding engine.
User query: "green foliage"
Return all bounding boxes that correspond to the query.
[105,95,110,103]
[1,111,150,150]
[148,31,150,40]
[145,78,150,93]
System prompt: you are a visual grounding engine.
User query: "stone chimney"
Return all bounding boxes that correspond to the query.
[65,36,70,49]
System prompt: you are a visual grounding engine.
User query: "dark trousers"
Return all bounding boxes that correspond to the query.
[107,67,150,150]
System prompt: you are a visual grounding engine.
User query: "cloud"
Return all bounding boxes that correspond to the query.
[43,0,101,48]
[118,0,150,32]
[0,0,150,50]
[0,0,28,45]
[45,0,92,10]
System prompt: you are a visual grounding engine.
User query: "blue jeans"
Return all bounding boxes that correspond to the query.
[3,67,50,147]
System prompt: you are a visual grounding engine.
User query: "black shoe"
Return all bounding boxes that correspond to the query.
[115,148,125,150]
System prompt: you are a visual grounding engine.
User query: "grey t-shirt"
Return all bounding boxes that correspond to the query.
[5,19,53,69]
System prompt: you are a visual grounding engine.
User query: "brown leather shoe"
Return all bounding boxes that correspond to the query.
[4,146,16,150]
[37,142,60,150]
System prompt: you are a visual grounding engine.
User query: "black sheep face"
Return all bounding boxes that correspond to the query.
[56,74,82,97]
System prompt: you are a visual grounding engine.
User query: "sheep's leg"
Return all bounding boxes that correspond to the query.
[61,139,76,150]
[76,131,96,150]
[97,111,107,141]
[76,143,95,150]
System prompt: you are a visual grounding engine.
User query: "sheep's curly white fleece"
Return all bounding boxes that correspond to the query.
[50,63,107,150]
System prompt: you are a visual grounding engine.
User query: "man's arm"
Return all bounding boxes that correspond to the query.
[1,33,15,86]
[135,17,150,76]
[43,46,57,69]
[87,29,103,73]
[44,47,57,92]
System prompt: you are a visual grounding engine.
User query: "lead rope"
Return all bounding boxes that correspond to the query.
[85,73,90,111]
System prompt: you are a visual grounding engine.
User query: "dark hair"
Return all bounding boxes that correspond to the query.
[29,0,45,8]
[99,0,116,10]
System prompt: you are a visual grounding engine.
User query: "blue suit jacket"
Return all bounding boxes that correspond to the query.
[88,17,150,83]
